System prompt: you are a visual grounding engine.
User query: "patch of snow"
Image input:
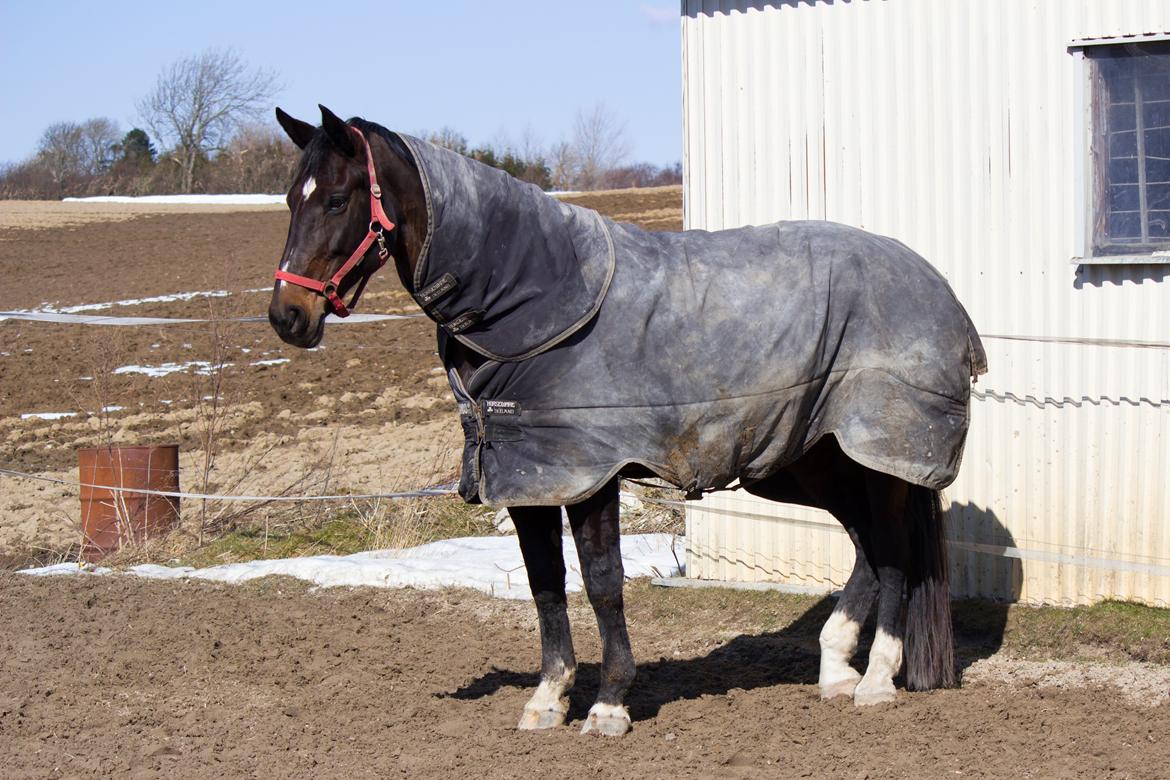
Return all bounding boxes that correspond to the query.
[20,411,77,421]
[63,194,286,205]
[29,289,232,315]
[619,491,644,512]
[19,534,686,600]
[100,405,124,413]
[113,361,229,377]
[251,358,290,367]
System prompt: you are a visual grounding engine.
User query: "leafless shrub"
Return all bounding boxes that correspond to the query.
[205,123,298,194]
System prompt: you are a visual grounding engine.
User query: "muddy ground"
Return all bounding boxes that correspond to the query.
[2,574,1167,779]
[0,189,682,554]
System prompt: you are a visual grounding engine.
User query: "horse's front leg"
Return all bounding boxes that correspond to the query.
[566,478,634,736]
[512,506,576,730]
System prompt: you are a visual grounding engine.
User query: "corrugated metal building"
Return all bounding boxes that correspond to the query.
[681,0,1170,606]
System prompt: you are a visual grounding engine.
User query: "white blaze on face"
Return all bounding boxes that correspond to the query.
[278,177,317,285]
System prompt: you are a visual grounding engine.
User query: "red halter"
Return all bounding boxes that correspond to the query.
[274,125,397,317]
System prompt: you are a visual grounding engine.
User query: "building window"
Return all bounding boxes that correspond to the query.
[1087,41,1170,256]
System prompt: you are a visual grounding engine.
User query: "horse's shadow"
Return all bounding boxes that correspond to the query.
[441,597,834,721]
[444,594,1018,722]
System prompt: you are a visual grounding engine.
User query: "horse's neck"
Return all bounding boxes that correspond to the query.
[371,136,486,384]
[371,133,427,291]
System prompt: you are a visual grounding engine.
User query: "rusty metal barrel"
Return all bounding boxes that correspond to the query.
[78,444,180,561]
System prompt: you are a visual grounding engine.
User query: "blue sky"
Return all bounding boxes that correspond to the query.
[0,1,682,167]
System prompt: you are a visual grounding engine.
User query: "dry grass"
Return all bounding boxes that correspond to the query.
[0,200,284,231]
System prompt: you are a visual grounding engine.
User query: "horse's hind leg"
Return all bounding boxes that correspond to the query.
[566,477,634,736]
[852,471,910,706]
[512,505,576,730]
[744,441,879,701]
[818,535,879,699]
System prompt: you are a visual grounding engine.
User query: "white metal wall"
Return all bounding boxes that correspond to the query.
[682,0,1170,606]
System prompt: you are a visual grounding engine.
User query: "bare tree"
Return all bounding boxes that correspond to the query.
[79,118,121,176]
[570,103,631,190]
[36,121,86,194]
[426,126,470,155]
[137,48,279,192]
[548,140,579,192]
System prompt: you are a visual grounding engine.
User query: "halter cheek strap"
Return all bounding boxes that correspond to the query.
[274,126,397,317]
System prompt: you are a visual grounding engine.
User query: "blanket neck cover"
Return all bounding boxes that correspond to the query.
[397,134,987,507]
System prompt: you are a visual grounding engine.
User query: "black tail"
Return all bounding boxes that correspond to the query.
[904,486,956,690]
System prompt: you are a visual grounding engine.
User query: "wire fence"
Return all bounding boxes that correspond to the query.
[0,466,456,503]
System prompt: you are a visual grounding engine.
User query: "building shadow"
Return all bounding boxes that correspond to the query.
[1073,262,1170,289]
[946,501,1023,675]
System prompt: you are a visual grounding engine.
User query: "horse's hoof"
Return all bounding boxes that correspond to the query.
[580,703,631,736]
[819,673,861,700]
[517,706,566,731]
[853,681,897,706]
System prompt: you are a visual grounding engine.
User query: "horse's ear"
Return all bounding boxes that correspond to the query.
[319,104,356,157]
[275,107,315,150]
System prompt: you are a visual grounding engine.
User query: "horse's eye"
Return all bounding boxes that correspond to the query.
[327,194,348,211]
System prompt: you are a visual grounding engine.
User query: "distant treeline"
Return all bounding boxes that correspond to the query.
[0,119,680,200]
[2,49,677,200]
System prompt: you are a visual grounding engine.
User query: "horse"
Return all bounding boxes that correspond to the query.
[268,105,987,737]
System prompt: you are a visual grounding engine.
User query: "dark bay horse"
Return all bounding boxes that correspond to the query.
[269,105,985,736]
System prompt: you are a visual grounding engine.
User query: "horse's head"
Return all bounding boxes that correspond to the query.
[269,105,422,348]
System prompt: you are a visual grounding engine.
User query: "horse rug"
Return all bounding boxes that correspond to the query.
[395,134,987,507]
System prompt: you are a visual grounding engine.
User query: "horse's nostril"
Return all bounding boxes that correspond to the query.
[287,305,306,333]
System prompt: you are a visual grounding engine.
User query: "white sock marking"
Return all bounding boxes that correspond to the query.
[581,701,631,734]
[819,611,862,689]
[854,626,904,704]
[865,626,904,680]
[586,702,629,720]
[525,675,571,715]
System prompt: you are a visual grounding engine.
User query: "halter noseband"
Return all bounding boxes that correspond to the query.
[274,125,397,318]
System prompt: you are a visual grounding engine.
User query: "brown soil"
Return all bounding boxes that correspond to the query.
[1,574,1166,779]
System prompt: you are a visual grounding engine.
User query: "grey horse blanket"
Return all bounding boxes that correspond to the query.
[396,134,987,507]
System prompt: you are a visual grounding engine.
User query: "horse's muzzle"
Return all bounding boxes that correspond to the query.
[269,301,323,348]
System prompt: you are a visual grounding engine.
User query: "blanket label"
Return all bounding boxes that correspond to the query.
[483,399,521,416]
[444,308,484,334]
[416,273,459,306]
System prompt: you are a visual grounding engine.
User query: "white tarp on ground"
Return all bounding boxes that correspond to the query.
[63,194,285,205]
[19,534,685,600]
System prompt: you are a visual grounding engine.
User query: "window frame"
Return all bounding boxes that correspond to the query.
[1071,34,1170,265]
